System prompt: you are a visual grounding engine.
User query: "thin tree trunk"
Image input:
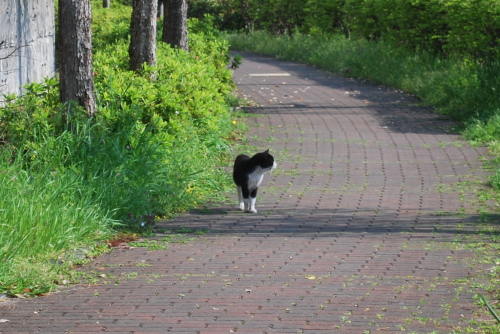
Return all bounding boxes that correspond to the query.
[103,0,110,8]
[129,0,157,72]
[163,0,188,51]
[59,0,96,117]
[157,0,164,18]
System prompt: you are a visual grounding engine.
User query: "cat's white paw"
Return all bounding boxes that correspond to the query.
[245,208,257,214]
[239,202,245,211]
[249,198,257,213]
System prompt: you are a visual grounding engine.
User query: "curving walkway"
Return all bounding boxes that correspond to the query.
[0,52,496,333]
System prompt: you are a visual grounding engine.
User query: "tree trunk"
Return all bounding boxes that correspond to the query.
[129,0,158,72]
[58,0,96,117]
[157,0,164,18]
[103,0,110,8]
[163,0,189,51]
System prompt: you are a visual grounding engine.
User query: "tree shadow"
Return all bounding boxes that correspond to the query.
[158,206,500,244]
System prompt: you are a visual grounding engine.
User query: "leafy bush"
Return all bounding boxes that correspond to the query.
[91,1,132,50]
[218,0,500,59]
[188,0,247,32]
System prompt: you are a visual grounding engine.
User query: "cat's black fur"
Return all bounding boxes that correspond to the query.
[233,149,276,213]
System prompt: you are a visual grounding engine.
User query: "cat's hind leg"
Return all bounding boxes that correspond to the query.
[248,188,258,213]
[240,186,256,213]
[237,186,245,211]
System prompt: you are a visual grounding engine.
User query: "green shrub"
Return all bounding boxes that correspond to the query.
[303,0,347,35]
[91,1,132,50]
[220,0,500,59]
[188,0,247,32]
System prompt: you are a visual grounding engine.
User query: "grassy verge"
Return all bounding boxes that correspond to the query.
[0,3,244,296]
[226,32,500,180]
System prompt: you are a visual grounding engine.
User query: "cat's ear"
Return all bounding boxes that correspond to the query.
[264,149,269,154]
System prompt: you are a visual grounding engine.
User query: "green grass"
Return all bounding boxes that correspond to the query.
[0,161,117,296]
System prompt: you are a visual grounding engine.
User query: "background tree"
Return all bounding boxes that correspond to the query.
[163,0,189,51]
[103,0,110,8]
[58,0,96,116]
[158,0,164,18]
[129,0,158,71]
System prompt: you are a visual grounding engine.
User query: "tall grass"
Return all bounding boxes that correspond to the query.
[0,125,118,294]
[0,168,114,261]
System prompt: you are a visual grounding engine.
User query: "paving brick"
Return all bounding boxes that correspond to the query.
[0,52,495,334]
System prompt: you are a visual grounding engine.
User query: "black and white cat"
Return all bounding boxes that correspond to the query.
[233,149,277,213]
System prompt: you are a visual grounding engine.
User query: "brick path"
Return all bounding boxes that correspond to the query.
[0,52,496,333]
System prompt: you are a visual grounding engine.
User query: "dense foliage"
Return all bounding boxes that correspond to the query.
[0,1,239,294]
[190,0,500,59]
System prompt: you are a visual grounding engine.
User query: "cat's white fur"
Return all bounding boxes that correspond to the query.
[237,161,277,213]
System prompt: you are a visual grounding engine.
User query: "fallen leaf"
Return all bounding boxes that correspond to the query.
[0,319,9,323]
[305,275,316,280]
